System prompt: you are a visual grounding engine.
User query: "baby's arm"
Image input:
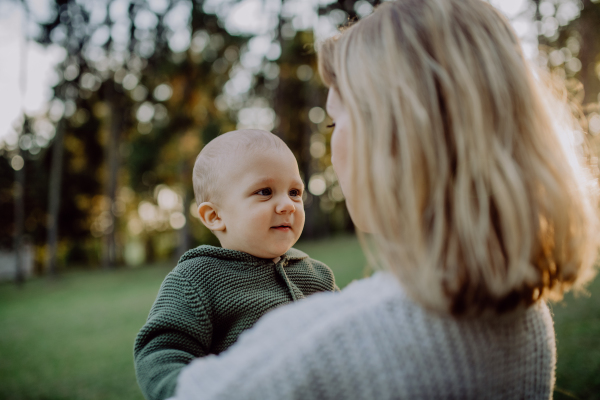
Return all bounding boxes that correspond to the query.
[134,270,212,400]
[309,257,340,292]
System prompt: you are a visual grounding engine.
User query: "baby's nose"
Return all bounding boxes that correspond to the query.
[276,197,296,214]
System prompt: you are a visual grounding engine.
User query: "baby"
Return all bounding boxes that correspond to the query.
[134,129,338,400]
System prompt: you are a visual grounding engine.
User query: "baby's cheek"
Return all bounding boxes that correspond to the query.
[249,209,271,226]
[295,209,305,235]
[296,205,306,221]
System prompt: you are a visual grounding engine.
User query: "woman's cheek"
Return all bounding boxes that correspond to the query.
[330,124,370,232]
[331,128,350,200]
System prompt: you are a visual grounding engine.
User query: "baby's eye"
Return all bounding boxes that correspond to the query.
[326,122,336,129]
[289,189,302,198]
[256,188,272,196]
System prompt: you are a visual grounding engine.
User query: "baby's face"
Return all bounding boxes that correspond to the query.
[215,148,305,259]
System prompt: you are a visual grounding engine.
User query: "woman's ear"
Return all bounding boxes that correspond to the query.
[198,202,225,231]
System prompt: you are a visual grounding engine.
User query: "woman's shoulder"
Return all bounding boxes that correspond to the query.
[258,271,408,328]
[173,272,556,400]
[259,269,554,348]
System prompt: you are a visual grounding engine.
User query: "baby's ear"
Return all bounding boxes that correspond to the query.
[198,202,225,231]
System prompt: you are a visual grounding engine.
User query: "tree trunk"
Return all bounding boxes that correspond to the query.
[301,86,321,239]
[102,84,121,269]
[14,149,25,286]
[177,192,192,260]
[15,7,27,285]
[46,118,65,277]
[576,0,600,105]
[176,160,191,260]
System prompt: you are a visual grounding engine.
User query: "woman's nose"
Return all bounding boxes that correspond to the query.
[276,196,296,214]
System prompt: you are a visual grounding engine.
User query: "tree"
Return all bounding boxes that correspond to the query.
[1,0,384,274]
[32,0,244,269]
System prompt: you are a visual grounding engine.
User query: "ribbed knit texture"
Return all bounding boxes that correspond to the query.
[134,245,337,400]
[171,271,556,400]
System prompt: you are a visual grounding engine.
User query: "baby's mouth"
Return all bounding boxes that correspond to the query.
[271,223,292,231]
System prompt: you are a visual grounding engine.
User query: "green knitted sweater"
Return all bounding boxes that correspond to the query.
[134,245,337,400]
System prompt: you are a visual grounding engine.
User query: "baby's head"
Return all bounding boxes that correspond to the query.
[193,129,305,259]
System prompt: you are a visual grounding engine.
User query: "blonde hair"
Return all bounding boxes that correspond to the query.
[318,0,600,315]
[193,129,286,205]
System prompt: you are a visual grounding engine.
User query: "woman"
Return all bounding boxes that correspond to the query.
[170,0,599,398]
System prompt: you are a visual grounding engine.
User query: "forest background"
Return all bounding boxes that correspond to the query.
[1,0,600,399]
[1,0,599,278]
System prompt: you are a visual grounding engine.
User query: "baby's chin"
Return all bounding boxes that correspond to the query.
[244,244,294,260]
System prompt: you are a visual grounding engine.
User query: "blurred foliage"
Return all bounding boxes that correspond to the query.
[2,0,600,277]
[536,0,600,156]
[0,0,376,274]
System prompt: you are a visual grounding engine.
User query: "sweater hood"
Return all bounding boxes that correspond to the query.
[177,245,309,266]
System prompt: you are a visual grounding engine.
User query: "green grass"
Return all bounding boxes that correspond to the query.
[0,235,367,400]
[551,274,600,400]
[0,265,169,400]
[295,234,370,288]
[0,235,598,400]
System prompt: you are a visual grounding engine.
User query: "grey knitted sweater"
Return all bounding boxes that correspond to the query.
[170,271,556,400]
[134,245,337,400]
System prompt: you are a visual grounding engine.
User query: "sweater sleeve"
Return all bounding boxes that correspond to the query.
[134,270,212,400]
[170,290,351,400]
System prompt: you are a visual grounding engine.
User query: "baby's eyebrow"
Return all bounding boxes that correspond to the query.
[251,178,277,187]
[250,177,304,189]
